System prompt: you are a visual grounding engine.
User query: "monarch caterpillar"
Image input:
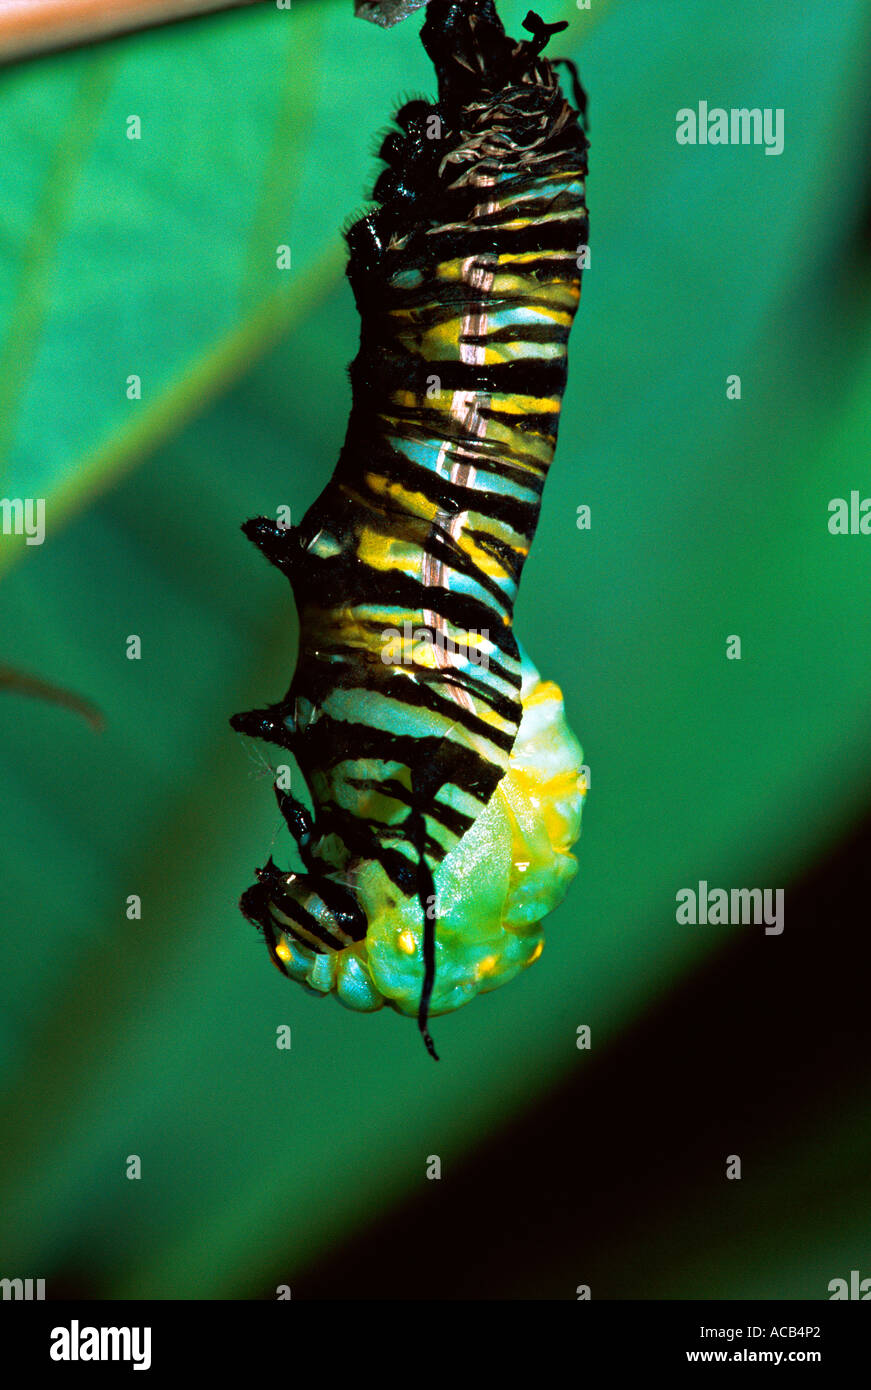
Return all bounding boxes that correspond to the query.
[232,0,589,1058]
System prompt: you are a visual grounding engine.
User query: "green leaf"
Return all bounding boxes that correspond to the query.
[0,0,869,1300]
[0,0,436,573]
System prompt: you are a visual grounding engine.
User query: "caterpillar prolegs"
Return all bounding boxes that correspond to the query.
[232,0,589,1057]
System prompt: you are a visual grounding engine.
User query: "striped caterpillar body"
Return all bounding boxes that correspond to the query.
[232,0,589,1057]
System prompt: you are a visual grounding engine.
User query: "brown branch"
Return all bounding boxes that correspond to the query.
[0,662,104,730]
[0,0,269,66]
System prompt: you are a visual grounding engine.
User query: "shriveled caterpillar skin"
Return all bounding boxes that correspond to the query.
[264,643,586,1016]
[232,0,589,1053]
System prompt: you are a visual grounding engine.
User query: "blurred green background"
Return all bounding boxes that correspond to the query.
[1,0,870,1299]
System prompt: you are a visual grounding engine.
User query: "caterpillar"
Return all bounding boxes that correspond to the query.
[231,0,589,1058]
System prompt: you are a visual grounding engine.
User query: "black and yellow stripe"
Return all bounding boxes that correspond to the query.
[232,0,589,1056]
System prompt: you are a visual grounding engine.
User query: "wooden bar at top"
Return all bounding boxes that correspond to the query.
[0,0,268,65]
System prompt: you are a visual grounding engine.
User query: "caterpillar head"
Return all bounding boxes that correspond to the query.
[240,859,382,1008]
